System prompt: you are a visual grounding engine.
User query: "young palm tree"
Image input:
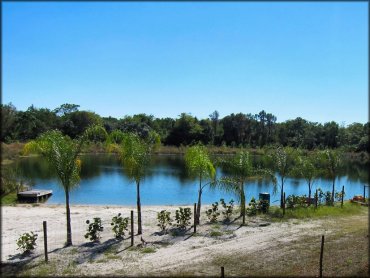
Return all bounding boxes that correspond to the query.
[320,149,342,205]
[184,145,216,225]
[294,153,318,206]
[267,146,297,208]
[118,131,159,234]
[218,150,275,225]
[23,130,85,246]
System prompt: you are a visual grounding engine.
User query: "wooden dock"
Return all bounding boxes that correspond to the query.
[17,190,53,203]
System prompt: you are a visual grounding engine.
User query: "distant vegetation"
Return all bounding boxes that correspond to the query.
[1,103,369,153]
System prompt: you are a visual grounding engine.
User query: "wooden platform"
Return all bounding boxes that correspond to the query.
[17,190,53,203]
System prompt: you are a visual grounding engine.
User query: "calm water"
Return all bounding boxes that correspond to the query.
[11,154,369,206]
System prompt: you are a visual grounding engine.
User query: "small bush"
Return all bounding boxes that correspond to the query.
[175,207,191,229]
[111,213,128,239]
[220,198,234,221]
[85,217,104,242]
[246,197,258,216]
[206,202,220,223]
[157,210,172,232]
[258,199,270,214]
[210,231,223,237]
[16,232,38,254]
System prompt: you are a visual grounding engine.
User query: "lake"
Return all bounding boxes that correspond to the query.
[10,154,369,206]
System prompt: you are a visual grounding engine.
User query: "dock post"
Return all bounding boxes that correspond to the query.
[221,266,224,278]
[341,186,344,208]
[315,189,318,209]
[193,203,197,233]
[130,210,134,246]
[43,221,48,262]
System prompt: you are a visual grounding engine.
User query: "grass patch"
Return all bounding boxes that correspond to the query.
[105,254,121,260]
[210,231,223,237]
[212,224,221,230]
[1,192,18,205]
[140,247,156,254]
[69,247,78,255]
[267,202,367,221]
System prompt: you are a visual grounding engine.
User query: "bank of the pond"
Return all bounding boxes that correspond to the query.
[1,203,368,276]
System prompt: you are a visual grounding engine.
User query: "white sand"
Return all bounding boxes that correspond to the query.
[1,204,328,276]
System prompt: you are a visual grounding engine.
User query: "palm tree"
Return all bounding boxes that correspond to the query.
[267,146,297,208]
[117,131,159,234]
[23,130,85,246]
[320,149,342,205]
[217,150,275,225]
[184,145,216,225]
[293,153,318,206]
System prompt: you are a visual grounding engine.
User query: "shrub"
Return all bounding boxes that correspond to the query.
[206,202,220,223]
[175,207,191,229]
[257,199,270,213]
[85,217,104,242]
[157,210,172,232]
[16,232,38,254]
[246,197,257,216]
[286,194,307,209]
[324,191,333,206]
[111,213,129,239]
[335,190,346,202]
[220,198,234,221]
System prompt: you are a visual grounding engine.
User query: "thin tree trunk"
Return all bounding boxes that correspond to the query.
[65,188,72,246]
[137,180,142,235]
[280,177,284,209]
[240,182,246,224]
[308,182,312,206]
[196,177,202,225]
[331,178,335,206]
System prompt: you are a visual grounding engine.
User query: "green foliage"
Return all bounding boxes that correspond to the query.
[111,213,128,239]
[257,199,270,214]
[184,145,216,180]
[206,202,220,223]
[246,197,258,216]
[220,198,234,221]
[175,207,192,229]
[157,210,172,232]
[286,195,307,209]
[86,125,108,142]
[85,218,104,242]
[16,232,38,253]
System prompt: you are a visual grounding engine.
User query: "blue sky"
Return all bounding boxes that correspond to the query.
[3,2,368,124]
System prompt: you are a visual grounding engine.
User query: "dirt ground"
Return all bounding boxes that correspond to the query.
[1,204,368,277]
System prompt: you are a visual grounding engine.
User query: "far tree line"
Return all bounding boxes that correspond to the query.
[1,103,369,152]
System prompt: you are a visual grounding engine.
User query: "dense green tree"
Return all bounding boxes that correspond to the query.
[62,111,102,138]
[1,103,17,142]
[166,113,203,146]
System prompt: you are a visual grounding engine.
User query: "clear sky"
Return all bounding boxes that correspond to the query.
[3,1,368,124]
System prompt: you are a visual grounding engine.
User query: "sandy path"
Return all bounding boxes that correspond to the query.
[1,204,334,276]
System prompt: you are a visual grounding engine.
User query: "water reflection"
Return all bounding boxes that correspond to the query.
[9,154,369,205]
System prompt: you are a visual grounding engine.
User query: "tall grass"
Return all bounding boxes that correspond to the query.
[268,202,367,221]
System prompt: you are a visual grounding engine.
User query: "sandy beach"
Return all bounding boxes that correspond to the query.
[1,203,368,276]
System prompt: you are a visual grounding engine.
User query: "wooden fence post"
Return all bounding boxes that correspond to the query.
[43,221,48,263]
[221,266,224,278]
[193,203,197,233]
[364,185,366,199]
[319,235,325,278]
[130,210,134,246]
[283,192,286,216]
[315,189,318,209]
[341,186,344,208]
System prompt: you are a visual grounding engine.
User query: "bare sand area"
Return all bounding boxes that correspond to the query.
[1,204,368,276]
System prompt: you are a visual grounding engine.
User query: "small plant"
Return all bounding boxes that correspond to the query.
[16,232,38,254]
[175,207,191,229]
[257,199,270,213]
[206,202,220,223]
[315,188,325,205]
[210,231,223,237]
[246,197,257,216]
[220,198,234,221]
[85,217,104,242]
[335,190,345,202]
[111,213,129,239]
[324,191,333,206]
[157,210,172,233]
